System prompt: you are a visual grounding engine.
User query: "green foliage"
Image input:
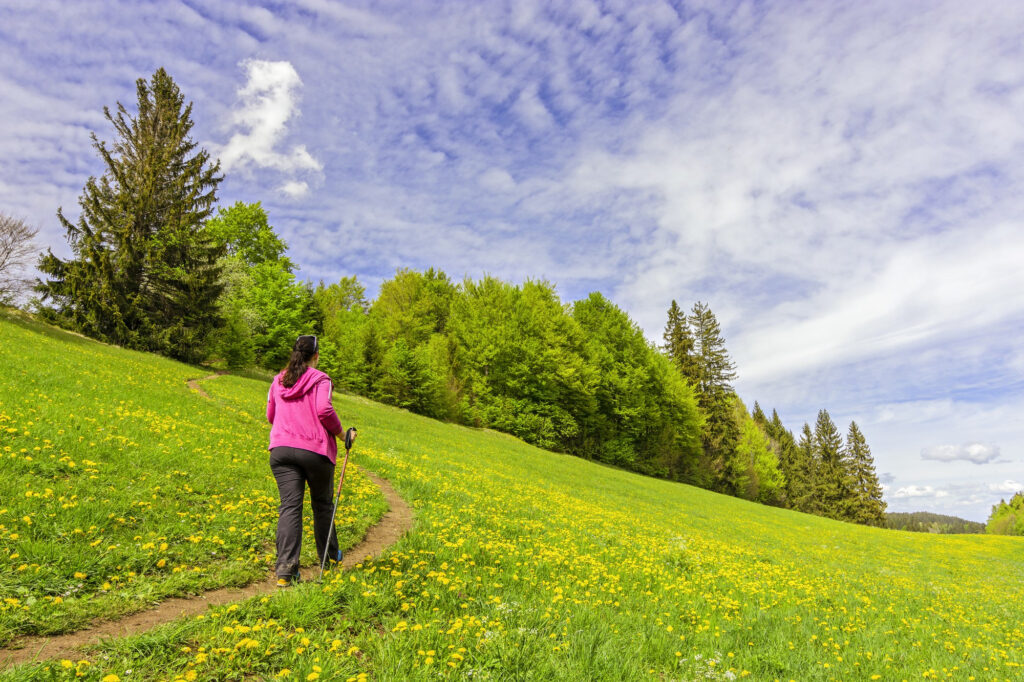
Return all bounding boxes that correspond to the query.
[812,409,851,520]
[986,491,1024,535]
[202,204,320,371]
[205,201,291,270]
[689,301,737,397]
[844,421,887,526]
[759,409,811,510]
[374,338,432,412]
[449,277,594,450]
[725,400,785,503]
[662,299,698,385]
[215,305,256,370]
[314,277,369,394]
[373,268,456,346]
[35,68,223,363]
[219,258,319,370]
[672,301,739,490]
[886,512,985,534]
[573,293,702,478]
[795,422,819,513]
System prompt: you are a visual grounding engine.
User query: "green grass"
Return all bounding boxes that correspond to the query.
[0,311,386,647]
[2,311,1023,681]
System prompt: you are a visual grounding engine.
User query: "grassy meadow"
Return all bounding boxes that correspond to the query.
[0,312,386,647]
[1,311,1023,681]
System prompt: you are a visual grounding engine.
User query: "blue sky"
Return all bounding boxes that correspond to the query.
[2,0,1022,521]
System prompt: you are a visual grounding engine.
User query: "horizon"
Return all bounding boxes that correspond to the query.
[2,1,1022,522]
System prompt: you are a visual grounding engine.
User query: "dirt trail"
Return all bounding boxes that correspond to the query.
[185,371,227,398]
[0,471,413,670]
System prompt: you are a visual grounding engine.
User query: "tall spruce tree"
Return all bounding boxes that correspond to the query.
[37,68,223,362]
[813,409,851,520]
[796,422,819,513]
[662,299,699,385]
[689,301,737,397]
[688,301,739,488]
[844,422,887,526]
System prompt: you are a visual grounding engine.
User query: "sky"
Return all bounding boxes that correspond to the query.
[1,0,1022,522]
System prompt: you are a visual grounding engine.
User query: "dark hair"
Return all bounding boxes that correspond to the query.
[282,335,318,388]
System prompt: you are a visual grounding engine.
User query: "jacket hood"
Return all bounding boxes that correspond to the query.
[278,367,327,400]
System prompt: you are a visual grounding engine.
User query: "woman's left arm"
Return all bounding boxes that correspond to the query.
[315,379,343,436]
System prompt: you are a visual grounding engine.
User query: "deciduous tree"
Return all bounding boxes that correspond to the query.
[0,214,38,306]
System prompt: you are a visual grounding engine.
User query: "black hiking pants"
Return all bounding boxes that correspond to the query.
[269,446,340,578]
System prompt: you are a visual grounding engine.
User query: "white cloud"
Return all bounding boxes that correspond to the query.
[892,485,949,499]
[921,443,1002,465]
[279,180,310,198]
[989,479,1023,494]
[217,60,322,177]
[479,168,516,193]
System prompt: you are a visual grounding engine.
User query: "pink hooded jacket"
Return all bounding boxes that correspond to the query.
[267,367,343,463]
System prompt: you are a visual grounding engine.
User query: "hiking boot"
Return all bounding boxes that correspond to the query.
[327,548,343,569]
[276,574,299,588]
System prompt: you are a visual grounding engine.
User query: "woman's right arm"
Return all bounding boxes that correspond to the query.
[266,384,276,424]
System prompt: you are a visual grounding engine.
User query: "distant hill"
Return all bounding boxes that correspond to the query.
[886,511,984,534]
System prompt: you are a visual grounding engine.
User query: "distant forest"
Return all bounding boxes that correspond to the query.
[885,512,984,534]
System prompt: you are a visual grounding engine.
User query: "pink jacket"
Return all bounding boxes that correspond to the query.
[267,367,343,463]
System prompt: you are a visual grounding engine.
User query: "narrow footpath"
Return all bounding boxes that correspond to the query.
[0,471,413,668]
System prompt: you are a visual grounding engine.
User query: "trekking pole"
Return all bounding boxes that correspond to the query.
[319,427,357,582]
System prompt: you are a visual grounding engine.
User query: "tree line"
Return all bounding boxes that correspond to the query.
[27,68,890,526]
[885,511,984,534]
[662,301,886,525]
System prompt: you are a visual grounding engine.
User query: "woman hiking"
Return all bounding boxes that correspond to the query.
[266,334,354,587]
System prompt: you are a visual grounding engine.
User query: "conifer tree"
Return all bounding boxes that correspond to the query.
[796,422,819,513]
[662,299,698,385]
[813,409,851,520]
[36,68,223,362]
[688,302,738,488]
[752,401,768,426]
[689,301,737,396]
[762,408,804,509]
[844,422,887,526]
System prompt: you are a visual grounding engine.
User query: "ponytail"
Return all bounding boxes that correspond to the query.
[282,335,318,387]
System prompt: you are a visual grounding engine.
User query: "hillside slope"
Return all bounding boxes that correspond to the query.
[2,312,1022,681]
[0,313,387,646]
